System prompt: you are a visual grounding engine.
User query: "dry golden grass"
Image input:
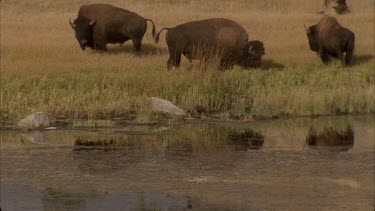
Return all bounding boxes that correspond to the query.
[1,0,374,123]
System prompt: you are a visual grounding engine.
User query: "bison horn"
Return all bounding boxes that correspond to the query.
[69,19,76,29]
[248,45,254,54]
[89,19,96,26]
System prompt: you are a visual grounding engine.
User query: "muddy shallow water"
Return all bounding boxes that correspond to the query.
[1,116,374,211]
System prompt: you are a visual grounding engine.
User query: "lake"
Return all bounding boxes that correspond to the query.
[1,116,374,210]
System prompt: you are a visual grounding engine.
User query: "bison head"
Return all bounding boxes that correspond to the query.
[69,17,96,50]
[305,24,319,52]
[242,40,265,69]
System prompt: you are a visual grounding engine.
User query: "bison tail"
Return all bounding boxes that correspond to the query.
[154,27,171,44]
[145,19,157,42]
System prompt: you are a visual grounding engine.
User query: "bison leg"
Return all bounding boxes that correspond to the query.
[167,53,181,70]
[93,30,108,51]
[319,51,330,65]
[183,52,193,63]
[167,57,174,70]
[94,43,108,51]
[336,50,347,66]
[167,45,182,70]
[131,38,142,55]
[345,48,353,66]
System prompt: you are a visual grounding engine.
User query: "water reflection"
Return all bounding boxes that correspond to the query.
[42,188,86,211]
[1,116,373,152]
[306,126,354,151]
[229,129,264,150]
[1,116,374,210]
[1,184,192,211]
[20,131,48,143]
[72,126,265,154]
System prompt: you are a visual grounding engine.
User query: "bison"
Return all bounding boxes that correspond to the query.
[69,4,156,54]
[323,0,349,14]
[154,18,264,70]
[242,40,265,68]
[305,15,355,66]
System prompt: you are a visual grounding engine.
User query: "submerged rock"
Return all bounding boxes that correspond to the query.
[148,97,186,116]
[20,132,48,143]
[18,112,50,129]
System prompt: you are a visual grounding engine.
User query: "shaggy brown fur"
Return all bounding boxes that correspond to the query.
[69,3,156,53]
[155,18,263,70]
[305,15,355,66]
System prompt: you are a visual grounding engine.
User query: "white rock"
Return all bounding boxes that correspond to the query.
[18,112,50,129]
[148,97,186,116]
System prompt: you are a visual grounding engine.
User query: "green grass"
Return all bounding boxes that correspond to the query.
[1,59,374,124]
[1,0,374,125]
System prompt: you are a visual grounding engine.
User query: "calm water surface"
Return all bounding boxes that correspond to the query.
[1,116,374,211]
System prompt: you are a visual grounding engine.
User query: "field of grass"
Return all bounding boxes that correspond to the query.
[1,0,374,125]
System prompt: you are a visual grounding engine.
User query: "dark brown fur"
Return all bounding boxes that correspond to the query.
[242,40,265,68]
[155,18,261,70]
[70,3,156,53]
[324,0,349,14]
[333,0,350,14]
[305,15,355,66]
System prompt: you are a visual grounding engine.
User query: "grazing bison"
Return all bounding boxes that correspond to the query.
[155,18,264,70]
[323,0,349,14]
[305,15,355,66]
[69,3,156,53]
[333,0,350,14]
[242,40,265,68]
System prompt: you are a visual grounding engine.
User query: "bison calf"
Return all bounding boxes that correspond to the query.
[155,18,264,70]
[305,15,355,66]
[69,4,156,54]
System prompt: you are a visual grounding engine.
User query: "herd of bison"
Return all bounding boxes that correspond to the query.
[69,3,355,70]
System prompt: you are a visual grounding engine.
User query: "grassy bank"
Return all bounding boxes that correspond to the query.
[1,0,374,124]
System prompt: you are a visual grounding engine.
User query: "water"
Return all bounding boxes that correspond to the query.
[1,116,374,211]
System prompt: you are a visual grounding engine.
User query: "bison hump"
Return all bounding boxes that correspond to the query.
[216,27,248,48]
[215,27,248,60]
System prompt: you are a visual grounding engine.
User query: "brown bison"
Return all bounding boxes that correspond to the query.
[154,18,264,70]
[323,0,349,14]
[305,15,355,66]
[242,40,265,68]
[69,4,156,53]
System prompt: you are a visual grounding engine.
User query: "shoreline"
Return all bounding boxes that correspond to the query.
[1,113,373,130]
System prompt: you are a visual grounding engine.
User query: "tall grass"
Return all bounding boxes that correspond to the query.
[1,0,374,124]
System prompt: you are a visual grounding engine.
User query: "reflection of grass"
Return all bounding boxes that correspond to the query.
[162,125,233,154]
[1,1,374,124]
[72,120,115,128]
[229,129,264,150]
[72,125,232,150]
[1,116,373,152]
[306,126,354,146]
[251,115,374,132]
[74,125,265,153]
[43,188,86,211]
